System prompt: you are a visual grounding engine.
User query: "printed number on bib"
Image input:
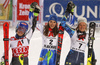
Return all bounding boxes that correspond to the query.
[49,39,53,45]
[71,40,86,53]
[79,43,82,48]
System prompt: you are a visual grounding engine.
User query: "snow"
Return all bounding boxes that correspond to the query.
[0,27,100,65]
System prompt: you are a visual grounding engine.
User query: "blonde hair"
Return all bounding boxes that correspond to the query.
[76,23,87,31]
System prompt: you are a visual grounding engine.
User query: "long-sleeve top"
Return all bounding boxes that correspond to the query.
[61,16,88,53]
[2,11,37,57]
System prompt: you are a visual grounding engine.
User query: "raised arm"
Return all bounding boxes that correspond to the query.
[29,2,40,32]
[26,2,40,40]
[61,1,75,38]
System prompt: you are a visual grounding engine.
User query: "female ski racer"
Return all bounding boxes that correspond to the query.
[37,13,59,65]
[60,1,96,65]
[0,2,40,65]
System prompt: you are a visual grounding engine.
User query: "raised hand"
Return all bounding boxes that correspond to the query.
[30,2,41,16]
[65,1,75,15]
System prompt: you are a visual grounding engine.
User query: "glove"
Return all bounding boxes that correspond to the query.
[65,1,75,15]
[30,2,38,12]
[0,58,5,65]
[29,2,40,16]
[0,62,5,65]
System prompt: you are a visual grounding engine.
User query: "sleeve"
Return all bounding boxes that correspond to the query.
[36,22,44,33]
[0,56,4,62]
[27,22,44,39]
[61,16,75,38]
[26,11,38,40]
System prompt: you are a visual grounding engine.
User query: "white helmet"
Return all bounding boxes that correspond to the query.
[77,17,87,24]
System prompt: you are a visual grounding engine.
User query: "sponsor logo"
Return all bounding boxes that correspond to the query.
[72,47,85,52]
[89,28,94,49]
[44,1,100,21]
[21,22,27,25]
[19,3,30,16]
[45,3,64,18]
[12,46,29,57]
[44,45,56,49]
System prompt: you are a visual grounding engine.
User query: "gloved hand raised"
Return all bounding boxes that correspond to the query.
[65,1,75,15]
[30,2,41,16]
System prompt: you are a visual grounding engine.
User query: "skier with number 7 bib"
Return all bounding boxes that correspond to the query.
[0,2,40,65]
[60,1,96,65]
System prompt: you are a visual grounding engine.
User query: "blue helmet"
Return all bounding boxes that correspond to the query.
[16,21,28,33]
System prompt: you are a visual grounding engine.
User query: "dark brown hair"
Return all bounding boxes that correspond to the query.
[43,23,59,37]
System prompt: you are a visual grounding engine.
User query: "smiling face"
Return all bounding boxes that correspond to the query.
[78,22,87,32]
[16,27,26,36]
[48,20,57,29]
[17,30,24,36]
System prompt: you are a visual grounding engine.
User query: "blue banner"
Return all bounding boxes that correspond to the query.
[43,0,100,22]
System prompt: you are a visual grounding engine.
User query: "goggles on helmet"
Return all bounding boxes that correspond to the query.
[17,26,26,33]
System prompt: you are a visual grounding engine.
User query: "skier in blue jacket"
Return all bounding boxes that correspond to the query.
[60,1,96,65]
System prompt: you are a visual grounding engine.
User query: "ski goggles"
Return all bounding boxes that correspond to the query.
[17,27,26,33]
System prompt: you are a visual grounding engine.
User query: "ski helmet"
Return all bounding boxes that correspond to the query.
[16,21,28,33]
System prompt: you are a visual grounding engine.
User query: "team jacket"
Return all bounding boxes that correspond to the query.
[61,16,88,53]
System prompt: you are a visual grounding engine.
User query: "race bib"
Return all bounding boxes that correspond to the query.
[43,35,58,50]
[71,40,87,53]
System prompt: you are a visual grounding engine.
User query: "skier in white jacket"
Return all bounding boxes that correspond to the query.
[0,2,40,65]
[37,13,59,65]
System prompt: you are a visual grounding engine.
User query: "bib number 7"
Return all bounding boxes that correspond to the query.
[79,43,82,48]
